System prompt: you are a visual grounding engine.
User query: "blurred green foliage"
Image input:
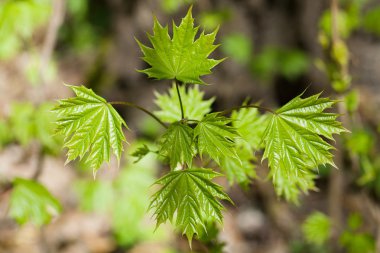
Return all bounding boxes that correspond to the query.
[60,0,111,53]
[0,103,61,152]
[345,127,380,196]
[199,9,231,31]
[0,0,51,59]
[290,240,328,253]
[251,47,310,81]
[75,143,168,246]
[344,89,359,114]
[10,178,61,226]
[160,0,195,14]
[1,102,62,153]
[221,33,253,65]
[346,129,374,155]
[363,7,380,36]
[340,213,375,253]
[319,8,359,40]
[302,212,331,246]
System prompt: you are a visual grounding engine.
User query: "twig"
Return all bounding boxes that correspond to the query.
[110,101,168,128]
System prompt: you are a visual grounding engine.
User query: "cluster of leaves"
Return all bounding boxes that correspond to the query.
[54,8,345,244]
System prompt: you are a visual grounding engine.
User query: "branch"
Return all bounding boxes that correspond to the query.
[109,101,168,128]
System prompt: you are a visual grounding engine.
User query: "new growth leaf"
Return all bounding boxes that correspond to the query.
[194,113,240,164]
[137,7,223,84]
[154,84,214,123]
[54,85,128,174]
[262,93,347,202]
[150,168,231,244]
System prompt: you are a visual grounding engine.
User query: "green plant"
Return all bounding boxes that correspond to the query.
[54,8,346,245]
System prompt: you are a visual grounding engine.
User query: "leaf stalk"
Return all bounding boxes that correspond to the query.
[174,80,185,120]
[109,101,167,128]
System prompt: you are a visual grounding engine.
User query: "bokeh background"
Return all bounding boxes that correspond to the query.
[0,0,380,252]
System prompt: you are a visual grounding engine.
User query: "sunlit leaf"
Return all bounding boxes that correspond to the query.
[54,85,128,174]
[159,122,194,169]
[194,113,239,164]
[150,168,231,244]
[137,7,223,84]
[154,84,214,123]
[262,93,347,202]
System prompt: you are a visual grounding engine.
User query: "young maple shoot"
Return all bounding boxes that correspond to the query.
[54,7,347,245]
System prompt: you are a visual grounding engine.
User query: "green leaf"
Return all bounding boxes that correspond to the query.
[216,107,269,187]
[302,212,331,245]
[137,7,223,84]
[262,93,346,202]
[159,122,194,169]
[54,85,128,174]
[10,178,61,226]
[231,107,269,151]
[150,168,231,244]
[131,144,151,163]
[194,113,240,164]
[220,146,255,187]
[154,84,214,123]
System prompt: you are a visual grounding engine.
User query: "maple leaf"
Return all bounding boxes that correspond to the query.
[262,93,347,202]
[154,84,214,123]
[54,85,127,174]
[137,7,223,84]
[159,122,194,169]
[216,107,269,187]
[231,107,269,151]
[194,113,240,164]
[220,146,256,188]
[150,168,231,244]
